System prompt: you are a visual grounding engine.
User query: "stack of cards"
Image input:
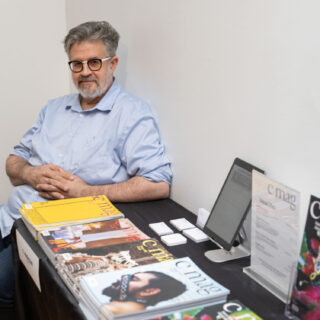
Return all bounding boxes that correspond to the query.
[149,222,174,236]
[149,218,209,246]
[183,227,209,243]
[160,233,187,246]
[169,218,195,231]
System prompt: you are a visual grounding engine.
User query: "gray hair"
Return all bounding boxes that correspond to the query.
[64,21,120,57]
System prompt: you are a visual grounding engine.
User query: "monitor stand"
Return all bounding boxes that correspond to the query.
[204,244,250,263]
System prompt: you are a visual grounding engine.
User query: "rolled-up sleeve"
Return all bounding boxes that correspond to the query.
[120,107,172,185]
[11,107,45,161]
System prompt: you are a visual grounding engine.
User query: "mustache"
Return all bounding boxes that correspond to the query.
[78,76,98,84]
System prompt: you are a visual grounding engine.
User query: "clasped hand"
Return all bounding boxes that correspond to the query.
[30,164,88,200]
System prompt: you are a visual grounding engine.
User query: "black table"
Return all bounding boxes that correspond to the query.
[11,199,287,319]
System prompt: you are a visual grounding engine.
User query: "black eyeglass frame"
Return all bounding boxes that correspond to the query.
[68,57,112,73]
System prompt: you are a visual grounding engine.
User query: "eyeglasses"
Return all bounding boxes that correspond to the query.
[68,57,112,73]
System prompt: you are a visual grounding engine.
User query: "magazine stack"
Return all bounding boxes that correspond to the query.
[39,221,174,298]
[78,257,230,320]
[19,196,230,320]
[38,218,150,265]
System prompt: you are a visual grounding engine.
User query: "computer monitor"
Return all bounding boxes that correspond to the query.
[203,158,264,262]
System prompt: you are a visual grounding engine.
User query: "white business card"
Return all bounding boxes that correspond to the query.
[183,227,210,243]
[149,222,174,236]
[161,233,187,246]
[169,218,195,231]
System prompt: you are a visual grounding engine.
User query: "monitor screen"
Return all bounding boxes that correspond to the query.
[203,158,264,251]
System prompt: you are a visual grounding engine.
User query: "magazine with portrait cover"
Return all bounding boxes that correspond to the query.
[38,218,149,264]
[79,257,230,320]
[150,299,262,320]
[56,238,175,299]
[286,194,320,320]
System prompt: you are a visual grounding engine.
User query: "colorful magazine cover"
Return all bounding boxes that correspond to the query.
[39,218,149,254]
[58,238,175,279]
[150,299,262,320]
[57,239,175,299]
[287,195,320,320]
[79,257,230,320]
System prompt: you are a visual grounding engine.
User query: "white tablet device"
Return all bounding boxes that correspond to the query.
[203,158,264,251]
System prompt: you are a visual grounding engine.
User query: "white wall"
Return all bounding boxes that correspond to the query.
[2,1,316,233]
[65,0,320,228]
[0,0,69,203]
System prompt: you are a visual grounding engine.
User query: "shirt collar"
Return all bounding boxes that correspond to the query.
[65,79,121,112]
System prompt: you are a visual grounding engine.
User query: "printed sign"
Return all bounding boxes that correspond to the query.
[244,171,300,302]
[16,229,41,291]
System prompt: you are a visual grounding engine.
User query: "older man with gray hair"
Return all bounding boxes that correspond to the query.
[0,21,171,306]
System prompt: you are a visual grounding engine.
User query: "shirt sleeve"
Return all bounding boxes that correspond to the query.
[119,106,172,185]
[10,106,46,161]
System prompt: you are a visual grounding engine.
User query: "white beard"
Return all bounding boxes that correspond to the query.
[78,79,110,99]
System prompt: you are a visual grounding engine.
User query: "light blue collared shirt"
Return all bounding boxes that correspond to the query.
[0,80,172,237]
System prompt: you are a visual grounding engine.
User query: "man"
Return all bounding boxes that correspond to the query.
[0,21,172,305]
[100,271,186,315]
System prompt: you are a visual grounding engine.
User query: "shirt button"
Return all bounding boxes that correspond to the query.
[80,114,84,118]
[58,153,63,158]
[69,133,72,137]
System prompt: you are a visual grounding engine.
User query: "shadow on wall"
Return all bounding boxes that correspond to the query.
[115,42,128,87]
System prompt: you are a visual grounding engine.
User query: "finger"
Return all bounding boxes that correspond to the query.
[38,191,55,200]
[45,178,70,192]
[40,165,62,178]
[39,174,70,192]
[39,177,53,185]
[49,191,65,199]
[36,183,60,192]
[46,164,64,171]
[39,190,65,200]
[57,169,75,181]
[47,170,74,182]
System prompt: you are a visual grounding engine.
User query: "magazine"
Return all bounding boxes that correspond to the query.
[287,194,320,320]
[38,218,149,264]
[20,195,123,239]
[56,239,175,299]
[150,299,262,319]
[79,257,230,320]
